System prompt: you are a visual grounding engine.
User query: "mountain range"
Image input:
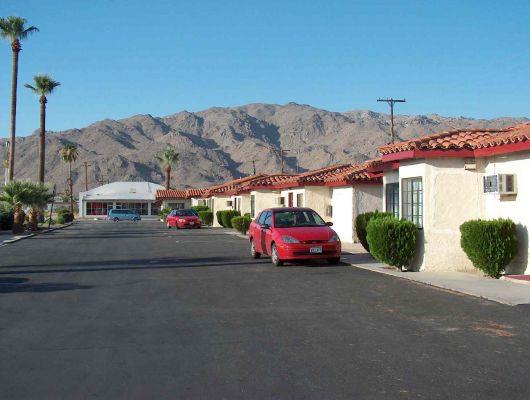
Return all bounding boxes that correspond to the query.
[1,103,527,194]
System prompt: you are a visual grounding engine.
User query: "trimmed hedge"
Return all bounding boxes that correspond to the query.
[355,211,393,252]
[198,210,213,226]
[192,205,210,213]
[232,215,251,234]
[221,210,241,228]
[366,217,417,269]
[216,210,225,227]
[460,218,518,278]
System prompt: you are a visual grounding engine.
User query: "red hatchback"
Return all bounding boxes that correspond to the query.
[248,207,341,266]
[166,209,202,229]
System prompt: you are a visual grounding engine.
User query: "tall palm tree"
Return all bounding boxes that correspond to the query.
[59,144,78,214]
[25,75,61,183]
[0,16,39,182]
[155,147,179,190]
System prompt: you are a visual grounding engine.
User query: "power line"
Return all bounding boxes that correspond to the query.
[377,98,406,144]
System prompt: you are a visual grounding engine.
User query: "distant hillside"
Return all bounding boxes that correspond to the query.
[1,103,527,194]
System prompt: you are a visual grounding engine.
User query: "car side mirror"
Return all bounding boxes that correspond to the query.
[260,224,270,230]
[326,222,333,226]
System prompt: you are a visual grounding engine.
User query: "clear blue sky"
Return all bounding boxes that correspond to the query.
[0,0,529,138]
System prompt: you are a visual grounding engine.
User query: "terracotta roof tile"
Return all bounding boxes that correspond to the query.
[324,160,381,183]
[379,122,530,155]
[156,188,207,200]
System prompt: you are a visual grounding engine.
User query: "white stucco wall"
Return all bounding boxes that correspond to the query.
[251,190,281,217]
[331,187,354,243]
[484,152,530,274]
[211,195,232,227]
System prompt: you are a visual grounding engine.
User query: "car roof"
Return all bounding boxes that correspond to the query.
[267,207,315,212]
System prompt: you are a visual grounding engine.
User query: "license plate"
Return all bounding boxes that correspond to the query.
[190,222,194,225]
[310,246,323,254]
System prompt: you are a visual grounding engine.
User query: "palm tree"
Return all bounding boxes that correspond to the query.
[59,144,78,214]
[155,147,179,190]
[0,181,51,233]
[25,75,61,183]
[0,16,39,182]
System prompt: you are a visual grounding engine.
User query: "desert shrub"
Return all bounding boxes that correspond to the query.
[57,209,74,224]
[221,210,241,228]
[216,210,225,227]
[192,205,210,213]
[198,211,213,226]
[355,211,393,251]
[460,219,518,278]
[232,215,251,234]
[0,207,14,230]
[159,207,171,221]
[367,217,417,269]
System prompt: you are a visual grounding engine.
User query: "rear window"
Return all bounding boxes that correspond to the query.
[174,210,196,216]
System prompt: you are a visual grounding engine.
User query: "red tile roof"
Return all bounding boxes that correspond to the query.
[205,174,268,195]
[156,188,206,200]
[323,161,380,183]
[379,123,530,155]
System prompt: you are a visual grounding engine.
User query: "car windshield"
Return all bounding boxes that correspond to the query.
[274,210,326,228]
[174,210,196,217]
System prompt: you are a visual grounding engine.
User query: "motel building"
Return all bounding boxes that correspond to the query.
[78,181,164,218]
[376,122,530,274]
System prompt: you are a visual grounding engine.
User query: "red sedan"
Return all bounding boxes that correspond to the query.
[166,209,202,229]
[248,207,341,266]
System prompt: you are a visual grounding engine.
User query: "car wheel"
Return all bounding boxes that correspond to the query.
[113,217,119,222]
[327,257,340,265]
[271,243,283,266]
[250,239,261,259]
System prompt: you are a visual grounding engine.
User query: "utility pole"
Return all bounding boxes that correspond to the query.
[279,149,290,174]
[84,161,91,191]
[252,160,256,175]
[377,98,406,144]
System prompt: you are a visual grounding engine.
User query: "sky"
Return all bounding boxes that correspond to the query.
[0,0,529,138]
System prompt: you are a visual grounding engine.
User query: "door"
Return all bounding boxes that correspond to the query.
[288,193,294,207]
[253,211,266,252]
[260,211,272,255]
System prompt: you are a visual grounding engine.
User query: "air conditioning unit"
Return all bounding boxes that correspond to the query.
[275,197,285,206]
[483,174,517,195]
[226,200,233,207]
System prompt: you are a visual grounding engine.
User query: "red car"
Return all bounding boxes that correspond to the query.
[248,207,341,266]
[166,209,202,229]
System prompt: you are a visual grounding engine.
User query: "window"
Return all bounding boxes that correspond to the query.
[251,195,256,217]
[257,211,267,225]
[86,201,113,216]
[120,202,149,215]
[385,183,399,218]
[263,211,272,226]
[296,193,304,207]
[402,178,423,228]
[167,202,185,210]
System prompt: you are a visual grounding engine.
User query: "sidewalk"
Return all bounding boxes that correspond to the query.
[0,222,73,245]
[341,242,530,306]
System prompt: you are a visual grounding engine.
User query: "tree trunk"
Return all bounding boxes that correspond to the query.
[12,205,24,234]
[8,40,20,182]
[28,208,39,231]
[38,96,47,183]
[69,162,74,214]
[165,165,171,190]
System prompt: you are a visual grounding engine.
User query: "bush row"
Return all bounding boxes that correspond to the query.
[191,205,210,213]
[56,208,74,224]
[355,211,393,252]
[217,210,240,228]
[198,210,213,226]
[232,215,251,235]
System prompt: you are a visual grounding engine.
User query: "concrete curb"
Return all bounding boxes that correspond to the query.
[1,222,74,245]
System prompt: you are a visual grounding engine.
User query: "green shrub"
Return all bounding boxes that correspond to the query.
[192,205,210,213]
[159,207,171,221]
[355,211,393,252]
[57,210,74,224]
[460,219,518,278]
[221,210,241,228]
[216,210,225,227]
[198,211,213,226]
[232,215,251,234]
[0,207,14,230]
[367,217,417,269]
[243,213,251,218]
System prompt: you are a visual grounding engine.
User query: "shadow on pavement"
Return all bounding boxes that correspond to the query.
[0,277,93,294]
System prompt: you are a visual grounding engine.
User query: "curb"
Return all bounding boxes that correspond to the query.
[1,222,74,245]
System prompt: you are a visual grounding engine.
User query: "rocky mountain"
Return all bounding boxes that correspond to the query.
[0,103,527,194]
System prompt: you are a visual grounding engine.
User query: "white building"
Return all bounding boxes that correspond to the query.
[78,181,165,218]
[378,123,530,274]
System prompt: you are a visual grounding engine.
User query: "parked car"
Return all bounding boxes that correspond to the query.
[248,207,341,266]
[166,209,202,229]
[108,208,141,222]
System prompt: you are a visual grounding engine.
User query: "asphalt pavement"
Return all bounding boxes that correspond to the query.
[1,221,529,399]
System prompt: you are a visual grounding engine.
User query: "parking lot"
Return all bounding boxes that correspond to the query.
[1,221,530,399]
